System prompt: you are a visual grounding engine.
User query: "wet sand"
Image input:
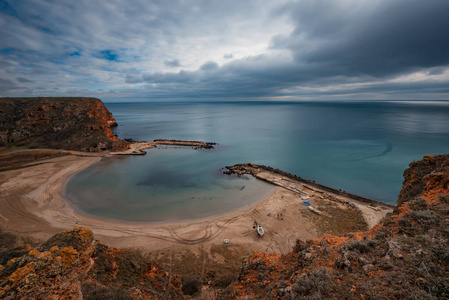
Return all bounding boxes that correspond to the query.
[0,152,392,255]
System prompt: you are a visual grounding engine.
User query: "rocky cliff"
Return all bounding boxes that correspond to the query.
[0,97,129,152]
[216,155,449,299]
[0,227,183,299]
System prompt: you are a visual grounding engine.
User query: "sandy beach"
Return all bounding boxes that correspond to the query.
[0,152,393,250]
[0,150,394,281]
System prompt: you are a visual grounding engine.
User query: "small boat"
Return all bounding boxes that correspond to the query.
[253,221,265,237]
[256,224,264,237]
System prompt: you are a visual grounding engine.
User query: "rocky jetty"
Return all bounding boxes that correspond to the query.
[217,155,449,299]
[225,163,392,208]
[224,163,393,230]
[0,97,129,152]
[154,139,216,149]
[0,227,183,299]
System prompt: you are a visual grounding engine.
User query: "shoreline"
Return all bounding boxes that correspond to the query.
[0,142,393,254]
[62,179,277,227]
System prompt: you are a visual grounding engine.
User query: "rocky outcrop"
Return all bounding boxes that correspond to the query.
[398,154,449,207]
[154,139,216,149]
[0,97,129,152]
[217,155,449,299]
[0,227,183,299]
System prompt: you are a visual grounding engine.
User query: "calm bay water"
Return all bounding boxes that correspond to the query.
[66,101,449,221]
[66,147,273,222]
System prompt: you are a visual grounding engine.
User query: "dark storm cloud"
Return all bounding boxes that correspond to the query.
[272,0,449,77]
[140,55,318,98]
[138,56,449,100]
[0,78,22,94]
[0,0,448,100]
[131,0,449,100]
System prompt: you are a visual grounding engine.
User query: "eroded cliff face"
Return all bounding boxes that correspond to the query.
[0,97,129,151]
[398,154,449,207]
[216,155,449,299]
[0,227,183,299]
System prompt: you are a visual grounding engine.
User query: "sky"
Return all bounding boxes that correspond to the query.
[0,0,449,102]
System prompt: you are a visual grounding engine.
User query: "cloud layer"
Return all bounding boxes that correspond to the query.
[0,0,448,101]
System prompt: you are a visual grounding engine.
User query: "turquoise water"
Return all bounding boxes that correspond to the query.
[66,101,449,221]
[66,146,274,222]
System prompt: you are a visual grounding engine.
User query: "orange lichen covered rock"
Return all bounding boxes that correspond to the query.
[40,226,94,252]
[0,97,129,151]
[217,155,449,299]
[0,227,183,299]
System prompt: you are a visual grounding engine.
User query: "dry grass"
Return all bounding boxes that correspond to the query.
[304,201,367,236]
[148,244,247,289]
[0,150,68,171]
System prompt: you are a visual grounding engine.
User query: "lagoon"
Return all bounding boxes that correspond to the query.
[65,101,449,221]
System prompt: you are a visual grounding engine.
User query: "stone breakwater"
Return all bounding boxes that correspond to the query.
[224,163,395,209]
[153,139,216,149]
[224,163,394,229]
[112,139,217,155]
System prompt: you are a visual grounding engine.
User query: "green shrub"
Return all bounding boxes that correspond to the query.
[404,183,426,201]
[114,250,147,286]
[438,194,449,203]
[399,209,441,235]
[181,276,200,295]
[409,210,441,228]
[214,272,237,288]
[0,228,18,252]
[345,240,376,254]
[410,197,428,211]
[432,247,449,265]
[291,268,331,298]
[0,245,34,270]
[81,283,133,300]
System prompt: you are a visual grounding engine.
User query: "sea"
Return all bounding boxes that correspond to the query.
[65,101,449,222]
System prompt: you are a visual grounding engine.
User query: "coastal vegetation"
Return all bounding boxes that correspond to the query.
[0,149,68,172]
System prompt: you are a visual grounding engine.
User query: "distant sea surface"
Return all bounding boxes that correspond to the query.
[66,101,449,222]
